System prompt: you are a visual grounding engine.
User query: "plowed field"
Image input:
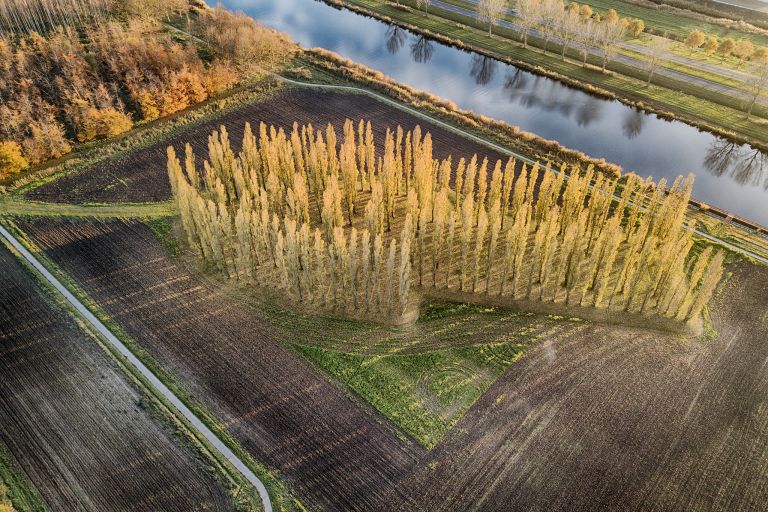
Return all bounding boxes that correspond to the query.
[0,243,232,512]
[28,88,507,204]
[18,216,768,511]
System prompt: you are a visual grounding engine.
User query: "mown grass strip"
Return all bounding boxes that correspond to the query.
[0,198,177,219]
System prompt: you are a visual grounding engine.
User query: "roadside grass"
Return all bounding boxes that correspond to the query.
[1,220,305,512]
[666,43,760,73]
[145,217,181,257]
[0,440,46,512]
[340,0,768,146]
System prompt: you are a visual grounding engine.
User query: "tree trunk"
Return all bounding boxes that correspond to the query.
[747,93,758,118]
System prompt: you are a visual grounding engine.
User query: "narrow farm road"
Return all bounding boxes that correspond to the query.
[0,223,274,512]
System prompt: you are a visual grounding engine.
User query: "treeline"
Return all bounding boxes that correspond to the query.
[684,28,768,65]
[168,120,723,325]
[0,0,111,34]
[514,1,642,70]
[0,2,293,179]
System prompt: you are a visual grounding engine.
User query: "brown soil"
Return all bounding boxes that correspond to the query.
[0,243,231,512]
[27,88,507,204]
[17,216,768,511]
[17,218,424,512]
[405,262,768,511]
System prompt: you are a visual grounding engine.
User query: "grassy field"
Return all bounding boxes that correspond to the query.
[292,301,575,448]
[340,0,768,147]
[0,198,176,218]
[297,332,526,448]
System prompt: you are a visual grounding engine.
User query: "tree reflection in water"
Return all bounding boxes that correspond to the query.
[470,55,497,86]
[704,140,768,189]
[385,25,406,54]
[410,35,434,63]
[575,96,602,127]
[622,109,645,139]
[504,68,528,91]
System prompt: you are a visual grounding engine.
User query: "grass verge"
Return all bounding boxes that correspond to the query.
[0,441,46,512]
[294,301,536,448]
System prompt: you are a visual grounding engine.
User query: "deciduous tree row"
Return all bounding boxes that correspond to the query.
[168,119,723,324]
[0,2,293,179]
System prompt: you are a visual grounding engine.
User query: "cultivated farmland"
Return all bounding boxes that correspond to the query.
[27,88,507,204]
[15,213,768,511]
[406,260,768,511]
[0,243,232,512]
[16,218,423,512]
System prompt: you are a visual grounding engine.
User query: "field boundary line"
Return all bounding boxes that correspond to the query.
[0,223,273,512]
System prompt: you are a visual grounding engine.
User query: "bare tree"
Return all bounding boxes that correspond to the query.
[745,57,768,118]
[558,6,581,60]
[536,0,564,55]
[415,0,431,15]
[644,36,669,85]
[515,0,537,48]
[594,17,625,72]
[478,0,507,36]
[573,16,596,67]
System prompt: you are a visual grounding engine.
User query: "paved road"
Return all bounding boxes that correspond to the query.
[0,223,274,512]
[434,0,766,106]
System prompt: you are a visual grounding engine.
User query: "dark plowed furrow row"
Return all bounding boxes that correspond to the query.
[0,244,231,512]
[28,89,507,205]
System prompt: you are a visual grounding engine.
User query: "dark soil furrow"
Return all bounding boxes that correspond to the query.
[0,243,232,512]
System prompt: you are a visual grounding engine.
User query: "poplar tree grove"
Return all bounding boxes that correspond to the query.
[168,119,723,324]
